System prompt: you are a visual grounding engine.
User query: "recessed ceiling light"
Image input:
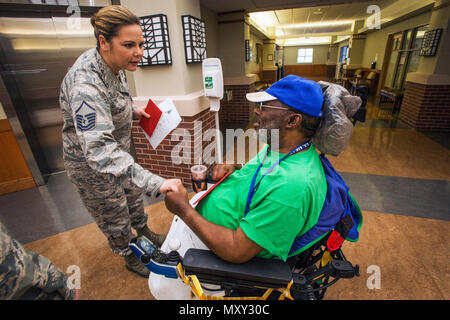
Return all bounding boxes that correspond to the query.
[279,20,353,29]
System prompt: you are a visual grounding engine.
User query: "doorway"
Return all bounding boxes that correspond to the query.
[0,4,100,186]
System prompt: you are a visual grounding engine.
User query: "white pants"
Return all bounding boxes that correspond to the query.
[148,190,224,299]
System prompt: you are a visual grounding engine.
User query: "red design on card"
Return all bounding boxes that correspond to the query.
[139,99,162,137]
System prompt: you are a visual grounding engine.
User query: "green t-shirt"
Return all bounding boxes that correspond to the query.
[196,144,327,261]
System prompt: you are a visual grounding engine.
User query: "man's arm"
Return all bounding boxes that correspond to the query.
[164,184,263,263]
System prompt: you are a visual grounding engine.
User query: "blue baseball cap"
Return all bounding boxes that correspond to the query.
[246,75,323,117]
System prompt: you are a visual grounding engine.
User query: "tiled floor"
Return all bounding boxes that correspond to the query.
[1,98,449,300]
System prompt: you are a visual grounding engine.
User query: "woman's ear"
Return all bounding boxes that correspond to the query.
[98,35,109,52]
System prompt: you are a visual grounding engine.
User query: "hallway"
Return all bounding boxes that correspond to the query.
[1,100,449,299]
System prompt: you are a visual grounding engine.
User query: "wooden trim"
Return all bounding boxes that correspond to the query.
[0,119,12,132]
[379,34,394,94]
[0,119,35,195]
[0,177,35,196]
[285,64,328,77]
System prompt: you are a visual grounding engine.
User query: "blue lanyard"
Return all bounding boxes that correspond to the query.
[244,141,311,216]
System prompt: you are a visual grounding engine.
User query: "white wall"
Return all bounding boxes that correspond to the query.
[201,5,219,59]
[361,11,432,69]
[121,0,203,97]
[262,40,276,69]
[218,20,245,77]
[245,31,264,75]
[284,45,329,65]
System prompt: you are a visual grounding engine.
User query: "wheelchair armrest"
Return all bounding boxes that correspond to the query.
[182,248,292,289]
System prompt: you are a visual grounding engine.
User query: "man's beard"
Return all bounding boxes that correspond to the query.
[254,128,280,147]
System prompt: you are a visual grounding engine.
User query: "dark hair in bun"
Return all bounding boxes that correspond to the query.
[90,5,140,48]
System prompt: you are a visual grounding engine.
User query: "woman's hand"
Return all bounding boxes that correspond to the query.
[133,106,150,120]
[160,179,183,194]
[164,183,191,218]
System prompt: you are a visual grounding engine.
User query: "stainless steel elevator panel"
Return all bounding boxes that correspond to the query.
[0,16,95,177]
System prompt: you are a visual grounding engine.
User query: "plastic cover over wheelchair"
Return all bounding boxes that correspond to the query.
[312,81,362,156]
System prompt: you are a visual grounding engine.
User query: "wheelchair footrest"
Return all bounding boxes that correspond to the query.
[183,249,293,289]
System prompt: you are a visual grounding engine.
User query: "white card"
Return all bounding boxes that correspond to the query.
[143,98,181,149]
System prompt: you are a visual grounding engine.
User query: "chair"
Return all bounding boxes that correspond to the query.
[378,88,404,116]
[353,69,363,78]
[350,70,379,95]
[254,73,270,91]
[130,155,362,300]
[130,213,360,300]
[352,85,369,125]
[181,228,360,300]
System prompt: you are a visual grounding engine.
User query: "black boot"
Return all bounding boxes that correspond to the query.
[124,253,150,277]
[136,225,166,247]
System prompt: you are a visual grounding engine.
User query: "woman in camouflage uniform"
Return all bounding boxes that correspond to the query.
[59,5,180,277]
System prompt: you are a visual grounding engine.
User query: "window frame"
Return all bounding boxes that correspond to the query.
[339,45,349,63]
[297,48,313,64]
[386,24,429,90]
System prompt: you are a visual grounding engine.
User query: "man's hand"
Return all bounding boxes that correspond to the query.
[211,163,241,181]
[133,105,150,120]
[164,183,191,218]
[160,179,183,194]
[163,177,264,263]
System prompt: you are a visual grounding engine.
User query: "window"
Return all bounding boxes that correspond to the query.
[339,46,348,63]
[384,25,429,90]
[297,48,313,63]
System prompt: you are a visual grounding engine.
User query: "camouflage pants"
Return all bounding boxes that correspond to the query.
[0,223,75,300]
[68,170,147,256]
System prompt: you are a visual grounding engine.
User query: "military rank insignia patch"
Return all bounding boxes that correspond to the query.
[76,101,96,131]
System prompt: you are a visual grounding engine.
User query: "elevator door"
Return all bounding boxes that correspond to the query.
[0,15,95,175]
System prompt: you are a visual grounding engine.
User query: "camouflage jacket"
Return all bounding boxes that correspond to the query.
[0,222,75,300]
[59,48,164,197]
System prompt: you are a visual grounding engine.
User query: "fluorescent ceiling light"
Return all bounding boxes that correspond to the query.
[1,29,92,36]
[249,12,277,26]
[277,36,331,46]
[0,17,93,36]
[279,20,353,29]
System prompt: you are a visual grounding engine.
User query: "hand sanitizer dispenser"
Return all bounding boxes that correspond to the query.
[202,58,223,111]
[202,58,223,163]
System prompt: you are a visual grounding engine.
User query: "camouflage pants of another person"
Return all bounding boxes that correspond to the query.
[0,222,75,300]
[68,169,147,257]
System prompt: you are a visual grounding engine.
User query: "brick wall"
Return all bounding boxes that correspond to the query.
[131,108,217,188]
[400,82,450,131]
[220,83,256,130]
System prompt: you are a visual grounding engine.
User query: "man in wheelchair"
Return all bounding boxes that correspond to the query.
[134,76,362,300]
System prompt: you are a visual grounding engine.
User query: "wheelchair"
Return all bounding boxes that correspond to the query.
[130,152,362,300]
[129,213,361,300]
